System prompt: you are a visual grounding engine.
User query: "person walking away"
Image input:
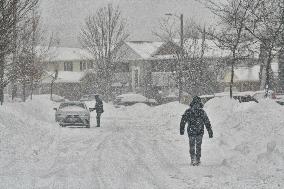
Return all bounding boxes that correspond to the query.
[94,95,104,127]
[180,96,213,166]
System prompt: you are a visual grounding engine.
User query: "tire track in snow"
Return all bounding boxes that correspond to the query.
[37,125,113,189]
[88,114,193,189]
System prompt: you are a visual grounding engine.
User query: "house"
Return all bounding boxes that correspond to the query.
[42,46,94,72]
[116,41,167,95]
[37,41,179,100]
[222,62,280,92]
[36,47,94,100]
[37,39,282,101]
[40,43,172,100]
[117,39,284,98]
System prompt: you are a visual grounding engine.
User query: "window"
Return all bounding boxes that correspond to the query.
[134,69,139,87]
[87,61,94,69]
[59,102,85,109]
[80,61,87,71]
[64,62,73,71]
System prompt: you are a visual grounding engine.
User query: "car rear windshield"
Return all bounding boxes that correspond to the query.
[59,103,85,109]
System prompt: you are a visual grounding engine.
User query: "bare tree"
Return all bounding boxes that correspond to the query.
[198,0,257,98]
[153,17,179,42]
[49,69,58,100]
[153,16,220,97]
[79,3,129,101]
[183,27,220,96]
[8,4,46,102]
[244,0,284,96]
[28,9,42,100]
[0,0,38,104]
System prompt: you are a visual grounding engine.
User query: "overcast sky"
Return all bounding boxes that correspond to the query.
[39,0,214,47]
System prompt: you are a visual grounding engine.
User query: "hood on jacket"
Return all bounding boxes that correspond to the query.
[190,96,204,109]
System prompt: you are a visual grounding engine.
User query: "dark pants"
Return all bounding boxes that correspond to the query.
[96,113,101,127]
[189,135,203,161]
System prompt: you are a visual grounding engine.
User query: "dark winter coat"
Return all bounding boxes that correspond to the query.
[95,98,104,114]
[180,96,213,137]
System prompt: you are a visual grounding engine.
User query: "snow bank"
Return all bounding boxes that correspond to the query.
[0,95,60,188]
[181,98,283,187]
[115,97,284,187]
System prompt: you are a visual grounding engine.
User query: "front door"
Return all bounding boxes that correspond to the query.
[132,66,140,90]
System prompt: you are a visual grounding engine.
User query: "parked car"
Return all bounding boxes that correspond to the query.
[199,94,215,104]
[252,90,275,100]
[54,101,95,128]
[276,99,284,105]
[113,93,157,107]
[199,91,260,104]
[275,94,284,105]
[51,94,66,102]
[233,95,259,103]
[161,95,179,104]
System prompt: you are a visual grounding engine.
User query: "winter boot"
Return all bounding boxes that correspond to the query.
[190,156,196,166]
[194,158,201,166]
[96,115,100,127]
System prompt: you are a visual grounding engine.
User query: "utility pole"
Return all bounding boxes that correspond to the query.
[12,0,18,100]
[165,13,184,103]
[30,8,36,100]
[179,14,184,103]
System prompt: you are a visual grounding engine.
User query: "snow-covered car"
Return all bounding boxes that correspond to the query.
[51,94,66,102]
[233,95,259,103]
[275,94,284,105]
[200,91,261,104]
[276,99,284,105]
[252,90,275,100]
[54,101,95,128]
[113,93,157,107]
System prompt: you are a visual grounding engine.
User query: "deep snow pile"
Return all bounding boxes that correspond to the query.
[204,98,284,187]
[149,98,284,188]
[205,97,284,168]
[0,95,61,187]
[115,98,284,188]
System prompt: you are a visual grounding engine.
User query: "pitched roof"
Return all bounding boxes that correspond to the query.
[156,38,260,59]
[125,41,163,59]
[37,46,93,62]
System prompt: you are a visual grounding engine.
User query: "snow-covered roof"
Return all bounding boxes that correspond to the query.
[164,38,261,59]
[125,41,163,59]
[37,46,93,62]
[42,71,85,83]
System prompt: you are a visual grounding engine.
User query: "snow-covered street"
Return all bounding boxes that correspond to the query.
[0,95,284,189]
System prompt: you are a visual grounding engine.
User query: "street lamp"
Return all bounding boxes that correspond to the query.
[165,13,184,103]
